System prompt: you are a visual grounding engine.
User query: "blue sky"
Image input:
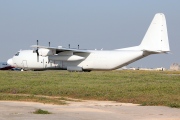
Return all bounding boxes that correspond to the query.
[0,0,179,68]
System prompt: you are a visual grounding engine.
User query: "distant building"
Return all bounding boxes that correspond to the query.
[170,63,180,71]
[139,68,154,71]
[139,67,166,71]
[156,67,166,71]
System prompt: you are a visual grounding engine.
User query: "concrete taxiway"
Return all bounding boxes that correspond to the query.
[0,100,179,120]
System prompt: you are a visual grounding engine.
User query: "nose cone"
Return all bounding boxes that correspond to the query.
[7,58,13,66]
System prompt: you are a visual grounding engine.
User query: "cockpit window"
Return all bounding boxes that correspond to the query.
[15,52,20,56]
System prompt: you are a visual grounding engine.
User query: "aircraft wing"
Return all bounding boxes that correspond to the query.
[31,45,91,53]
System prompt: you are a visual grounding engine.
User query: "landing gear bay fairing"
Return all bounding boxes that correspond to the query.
[8,13,170,71]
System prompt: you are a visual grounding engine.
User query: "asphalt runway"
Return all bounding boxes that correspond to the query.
[0,100,179,120]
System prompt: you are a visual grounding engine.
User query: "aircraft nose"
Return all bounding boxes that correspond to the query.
[7,58,13,66]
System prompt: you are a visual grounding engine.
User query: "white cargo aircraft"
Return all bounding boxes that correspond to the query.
[7,13,170,72]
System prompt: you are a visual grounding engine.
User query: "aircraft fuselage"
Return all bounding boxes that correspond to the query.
[9,50,148,71]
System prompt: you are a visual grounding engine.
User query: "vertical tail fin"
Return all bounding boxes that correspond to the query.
[140,13,170,52]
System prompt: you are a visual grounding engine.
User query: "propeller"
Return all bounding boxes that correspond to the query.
[48,42,50,63]
[36,40,39,62]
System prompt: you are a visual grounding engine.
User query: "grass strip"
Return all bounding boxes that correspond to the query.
[0,93,66,105]
[0,70,179,108]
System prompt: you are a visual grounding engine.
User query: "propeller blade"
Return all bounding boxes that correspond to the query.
[36,40,39,62]
[37,40,38,46]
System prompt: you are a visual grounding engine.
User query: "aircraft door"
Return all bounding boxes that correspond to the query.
[22,60,28,69]
[43,59,48,68]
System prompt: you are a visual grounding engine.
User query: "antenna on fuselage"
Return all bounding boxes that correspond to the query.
[49,42,50,47]
[78,45,79,49]
[69,44,70,48]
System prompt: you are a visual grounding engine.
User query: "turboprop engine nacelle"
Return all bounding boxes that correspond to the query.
[38,48,55,57]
